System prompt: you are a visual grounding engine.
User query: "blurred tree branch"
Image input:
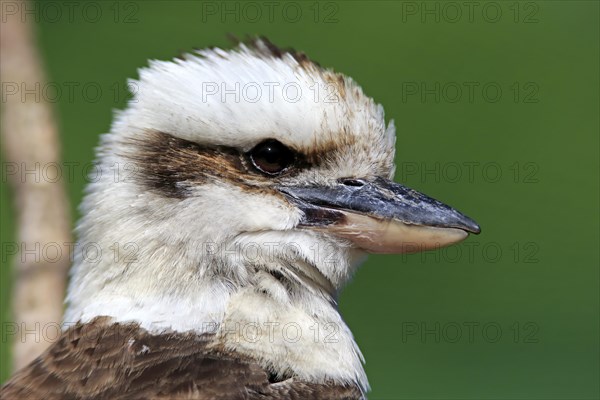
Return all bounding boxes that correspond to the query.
[0,0,71,370]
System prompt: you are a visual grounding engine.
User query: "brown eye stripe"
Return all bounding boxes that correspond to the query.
[118,130,365,200]
[120,131,245,198]
[119,131,312,199]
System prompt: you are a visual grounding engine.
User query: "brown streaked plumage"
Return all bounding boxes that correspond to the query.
[0,318,362,400]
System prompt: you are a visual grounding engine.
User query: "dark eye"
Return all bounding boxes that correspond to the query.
[248,139,295,175]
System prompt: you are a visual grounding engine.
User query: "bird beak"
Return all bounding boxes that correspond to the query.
[278,177,480,254]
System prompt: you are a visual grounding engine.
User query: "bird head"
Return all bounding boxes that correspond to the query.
[62,39,481,390]
[67,38,479,327]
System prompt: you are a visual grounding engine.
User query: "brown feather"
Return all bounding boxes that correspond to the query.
[1,318,362,400]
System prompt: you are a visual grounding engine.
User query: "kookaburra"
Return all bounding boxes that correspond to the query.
[1,39,480,399]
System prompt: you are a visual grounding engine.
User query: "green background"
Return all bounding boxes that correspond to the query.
[1,1,598,398]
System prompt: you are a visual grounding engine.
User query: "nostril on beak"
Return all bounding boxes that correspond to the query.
[340,178,366,187]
